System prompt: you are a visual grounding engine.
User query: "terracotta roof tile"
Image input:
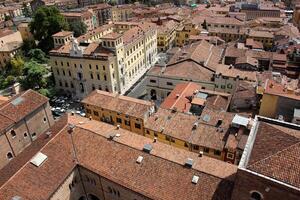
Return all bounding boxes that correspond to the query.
[0,115,237,200]
[247,120,300,188]
[0,90,48,124]
[82,90,154,119]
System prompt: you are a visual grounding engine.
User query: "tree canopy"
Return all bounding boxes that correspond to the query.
[28,48,48,63]
[10,56,25,76]
[20,60,48,90]
[30,6,68,52]
[68,21,87,37]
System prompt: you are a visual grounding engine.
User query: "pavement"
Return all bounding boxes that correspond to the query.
[126,75,149,100]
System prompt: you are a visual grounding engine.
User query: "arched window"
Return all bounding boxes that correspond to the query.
[250,191,263,200]
[7,152,13,160]
[10,130,16,138]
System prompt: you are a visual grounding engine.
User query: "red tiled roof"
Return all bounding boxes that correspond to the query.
[0,90,48,128]
[247,121,300,188]
[0,115,68,187]
[82,90,154,119]
[0,115,236,200]
[160,82,201,112]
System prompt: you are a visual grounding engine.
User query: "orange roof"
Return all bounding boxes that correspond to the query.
[160,82,201,112]
[264,80,300,100]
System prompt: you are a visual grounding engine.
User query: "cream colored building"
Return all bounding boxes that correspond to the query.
[0,30,23,68]
[62,9,97,31]
[111,4,133,22]
[50,22,157,98]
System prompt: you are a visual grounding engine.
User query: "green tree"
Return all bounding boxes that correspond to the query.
[68,21,87,37]
[10,56,25,76]
[21,60,48,89]
[30,6,68,52]
[22,39,37,55]
[38,87,57,98]
[22,2,31,17]
[28,48,48,63]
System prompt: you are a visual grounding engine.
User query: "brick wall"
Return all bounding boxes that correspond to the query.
[0,134,13,169]
[232,169,300,200]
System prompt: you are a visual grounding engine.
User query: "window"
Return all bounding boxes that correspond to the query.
[86,109,91,114]
[32,132,37,138]
[116,117,122,123]
[193,145,199,150]
[227,152,234,159]
[214,150,221,156]
[69,71,71,76]
[154,132,158,137]
[104,75,107,81]
[7,152,13,160]
[146,130,150,134]
[93,111,99,116]
[97,74,100,80]
[221,85,225,89]
[103,66,105,71]
[89,64,92,69]
[166,82,173,86]
[204,147,209,153]
[43,117,47,123]
[165,135,170,141]
[125,120,130,126]
[96,65,99,70]
[150,79,156,83]
[250,191,263,200]
[24,132,28,138]
[10,130,16,138]
[135,123,141,129]
[90,73,94,79]
[227,83,233,89]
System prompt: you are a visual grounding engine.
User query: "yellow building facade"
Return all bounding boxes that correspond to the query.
[82,90,155,135]
[50,22,157,98]
[157,20,179,52]
[259,93,278,118]
[175,22,200,47]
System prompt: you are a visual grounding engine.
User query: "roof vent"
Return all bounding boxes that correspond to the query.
[46,131,52,138]
[30,152,47,167]
[143,144,153,153]
[199,151,203,157]
[136,156,143,164]
[185,158,194,168]
[192,122,198,130]
[11,196,22,200]
[192,175,199,184]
